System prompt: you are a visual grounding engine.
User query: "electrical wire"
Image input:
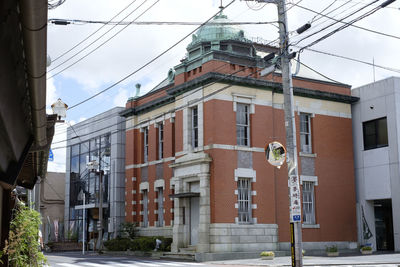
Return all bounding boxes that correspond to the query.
[310,0,339,22]
[299,46,400,74]
[292,2,400,45]
[299,1,396,51]
[48,0,152,75]
[293,58,344,84]
[337,0,399,8]
[291,0,380,46]
[66,0,237,110]
[48,19,278,26]
[51,0,138,63]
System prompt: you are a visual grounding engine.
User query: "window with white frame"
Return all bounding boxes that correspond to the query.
[236,103,250,146]
[302,181,315,224]
[237,178,252,223]
[143,127,149,163]
[157,187,164,227]
[300,113,312,153]
[143,189,148,227]
[158,123,164,160]
[191,106,198,149]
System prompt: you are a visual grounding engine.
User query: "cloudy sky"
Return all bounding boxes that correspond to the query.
[46,0,400,172]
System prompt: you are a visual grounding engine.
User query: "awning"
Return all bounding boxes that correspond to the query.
[169,192,200,199]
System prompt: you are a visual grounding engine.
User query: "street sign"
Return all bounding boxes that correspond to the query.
[48,149,54,161]
[289,175,301,223]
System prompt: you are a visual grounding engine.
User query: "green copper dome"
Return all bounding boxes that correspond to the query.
[187,13,248,49]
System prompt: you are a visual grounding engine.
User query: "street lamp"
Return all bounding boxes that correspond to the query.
[78,189,86,255]
[87,160,104,251]
[51,98,68,122]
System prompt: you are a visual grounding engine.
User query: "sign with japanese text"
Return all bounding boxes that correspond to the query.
[289,175,301,222]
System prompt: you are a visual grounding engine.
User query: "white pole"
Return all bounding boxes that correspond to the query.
[83,193,85,255]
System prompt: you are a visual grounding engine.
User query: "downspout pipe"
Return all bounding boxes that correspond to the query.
[19,0,48,147]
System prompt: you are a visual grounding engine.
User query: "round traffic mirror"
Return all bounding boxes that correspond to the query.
[265,141,286,168]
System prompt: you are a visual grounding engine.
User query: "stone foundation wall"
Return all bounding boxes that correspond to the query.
[209,223,279,252]
[136,226,173,238]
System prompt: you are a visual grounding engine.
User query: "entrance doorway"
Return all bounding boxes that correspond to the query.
[190,197,199,246]
[374,199,394,250]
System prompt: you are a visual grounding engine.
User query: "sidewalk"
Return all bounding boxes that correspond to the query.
[208,253,400,266]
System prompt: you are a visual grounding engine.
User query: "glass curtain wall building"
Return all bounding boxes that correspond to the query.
[65,107,125,247]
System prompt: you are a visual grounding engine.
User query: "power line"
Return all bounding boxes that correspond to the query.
[293,58,344,84]
[310,0,339,23]
[48,0,152,75]
[48,19,278,26]
[292,0,380,46]
[51,0,138,63]
[67,0,237,110]
[300,46,400,74]
[292,1,400,45]
[299,0,396,51]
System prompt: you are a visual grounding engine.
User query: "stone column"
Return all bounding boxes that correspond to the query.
[171,179,185,253]
[197,173,210,253]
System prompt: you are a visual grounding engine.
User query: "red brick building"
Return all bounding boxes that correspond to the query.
[120,13,358,259]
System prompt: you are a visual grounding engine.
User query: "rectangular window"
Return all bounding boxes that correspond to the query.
[158,123,164,160]
[363,117,388,150]
[143,190,148,227]
[157,188,164,227]
[143,127,149,163]
[302,181,315,224]
[237,178,252,223]
[191,106,198,148]
[236,103,250,146]
[300,113,312,153]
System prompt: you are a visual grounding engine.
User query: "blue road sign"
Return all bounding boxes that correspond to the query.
[48,149,54,161]
[292,215,301,222]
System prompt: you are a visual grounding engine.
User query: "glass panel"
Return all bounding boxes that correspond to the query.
[71,156,79,175]
[80,153,89,175]
[80,141,89,154]
[377,118,388,147]
[71,144,79,156]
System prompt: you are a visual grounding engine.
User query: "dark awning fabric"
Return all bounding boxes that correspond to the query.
[169,192,200,199]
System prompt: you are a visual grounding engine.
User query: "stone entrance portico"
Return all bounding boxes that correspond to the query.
[170,152,212,253]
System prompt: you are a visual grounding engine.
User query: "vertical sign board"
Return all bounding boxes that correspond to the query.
[289,175,301,222]
[290,222,295,267]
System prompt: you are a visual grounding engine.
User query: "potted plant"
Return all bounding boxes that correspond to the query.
[260,251,275,260]
[326,245,339,257]
[360,245,373,255]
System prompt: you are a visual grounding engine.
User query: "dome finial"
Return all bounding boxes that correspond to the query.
[219,0,224,14]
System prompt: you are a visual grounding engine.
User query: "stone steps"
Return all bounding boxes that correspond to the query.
[161,251,195,261]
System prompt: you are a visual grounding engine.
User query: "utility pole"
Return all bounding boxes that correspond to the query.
[245,0,303,266]
[99,170,104,251]
[277,1,303,265]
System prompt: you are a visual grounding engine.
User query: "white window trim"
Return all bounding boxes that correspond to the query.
[232,93,255,114]
[301,176,318,226]
[143,126,149,163]
[157,122,164,160]
[183,102,204,152]
[300,113,312,154]
[234,168,257,224]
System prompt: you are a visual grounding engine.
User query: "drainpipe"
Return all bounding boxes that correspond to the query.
[19,0,48,147]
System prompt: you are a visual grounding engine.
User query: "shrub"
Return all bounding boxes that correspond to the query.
[2,201,47,266]
[326,245,338,253]
[120,222,138,239]
[104,237,131,251]
[128,236,173,252]
[361,246,372,251]
[260,251,275,257]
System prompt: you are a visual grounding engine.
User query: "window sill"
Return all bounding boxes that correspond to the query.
[302,224,320,229]
[299,152,317,158]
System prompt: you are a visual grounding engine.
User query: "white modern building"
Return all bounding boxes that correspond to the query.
[352,77,400,252]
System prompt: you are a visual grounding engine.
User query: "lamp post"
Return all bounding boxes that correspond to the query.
[87,160,104,251]
[78,190,86,255]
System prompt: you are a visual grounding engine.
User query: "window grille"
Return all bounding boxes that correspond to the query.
[191,106,198,148]
[302,181,315,224]
[236,103,250,146]
[300,113,312,153]
[158,123,164,159]
[143,190,148,227]
[237,178,252,223]
[143,127,149,163]
[157,188,164,227]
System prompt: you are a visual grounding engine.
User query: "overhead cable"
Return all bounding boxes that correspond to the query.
[67,0,237,110]
[51,0,138,63]
[48,0,151,75]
